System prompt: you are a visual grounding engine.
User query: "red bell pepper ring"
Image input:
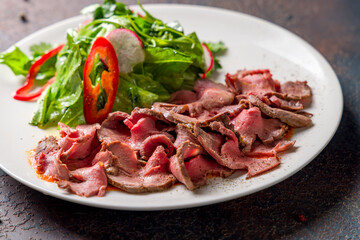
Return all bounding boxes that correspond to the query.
[83,37,119,124]
[13,44,64,101]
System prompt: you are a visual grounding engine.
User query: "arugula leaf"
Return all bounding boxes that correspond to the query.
[121,73,170,102]
[136,0,157,23]
[30,42,53,58]
[59,95,86,127]
[31,34,85,128]
[166,21,184,33]
[144,47,193,92]
[0,47,31,75]
[87,0,133,20]
[0,42,58,84]
[112,77,158,113]
[30,86,51,127]
[181,66,202,90]
[35,55,57,83]
[111,72,170,113]
[103,0,131,17]
[205,41,226,54]
[30,42,58,83]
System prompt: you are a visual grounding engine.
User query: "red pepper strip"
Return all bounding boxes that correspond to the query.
[83,37,119,124]
[13,44,64,101]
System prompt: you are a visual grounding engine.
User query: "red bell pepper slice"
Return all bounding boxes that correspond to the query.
[13,44,64,101]
[83,37,119,124]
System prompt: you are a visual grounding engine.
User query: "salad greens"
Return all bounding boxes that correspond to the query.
[0,47,31,76]
[0,0,226,128]
[0,43,56,81]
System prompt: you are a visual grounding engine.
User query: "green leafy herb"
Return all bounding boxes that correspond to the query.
[2,0,226,128]
[0,47,31,75]
[31,33,84,128]
[30,42,53,58]
[0,43,58,83]
[205,41,226,54]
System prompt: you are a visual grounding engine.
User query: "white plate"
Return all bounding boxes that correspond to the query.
[0,4,343,210]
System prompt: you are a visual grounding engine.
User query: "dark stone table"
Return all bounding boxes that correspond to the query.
[1,0,359,239]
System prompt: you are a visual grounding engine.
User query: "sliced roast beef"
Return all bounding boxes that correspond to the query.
[225,69,280,95]
[230,107,263,151]
[129,117,174,150]
[197,104,245,120]
[32,68,314,197]
[62,146,100,171]
[169,141,204,190]
[190,104,246,130]
[245,140,295,158]
[106,145,176,193]
[173,124,200,148]
[269,95,304,111]
[259,118,288,144]
[35,135,59,156]
[152,103,230,128]
[194,122,281,178]
[124,107,170,129]
[152,103,198,125]
[173,124,209,157]
[169,141,233,190]
[259,81,312,110]
[195,121,240,169]
[140,145,172,177]
[129,117,157,149]
[230,107,288,152]
[169,90,197,104]
[117,108,175,150]
[166,79,234,117]
[105,141,139,175]
[185,155,234,187]
[34,136,70,181]
[91,150,114,168]
[97,111,130,144]
[194,78,230,93]
[58,162,107,197]
[58,123,99,160]
[226,69,312,110]
[281,81,312,100]
[189,79,235,116]
[139,134,175,159]
[248,95,312,128]
[297,111,314,118]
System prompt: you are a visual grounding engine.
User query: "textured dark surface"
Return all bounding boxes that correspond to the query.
[1,0,359,239]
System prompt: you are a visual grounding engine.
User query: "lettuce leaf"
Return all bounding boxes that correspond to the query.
[30,42,53,58]
[0,44,57,83]
[0,47,31,76]
[112,73,170,113]
[143,47,193,92]
[31,34,85,128]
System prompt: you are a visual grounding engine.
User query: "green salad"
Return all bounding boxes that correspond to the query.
[0,0,226,128]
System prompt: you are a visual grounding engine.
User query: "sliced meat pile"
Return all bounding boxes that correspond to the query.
[32,68,313,197]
